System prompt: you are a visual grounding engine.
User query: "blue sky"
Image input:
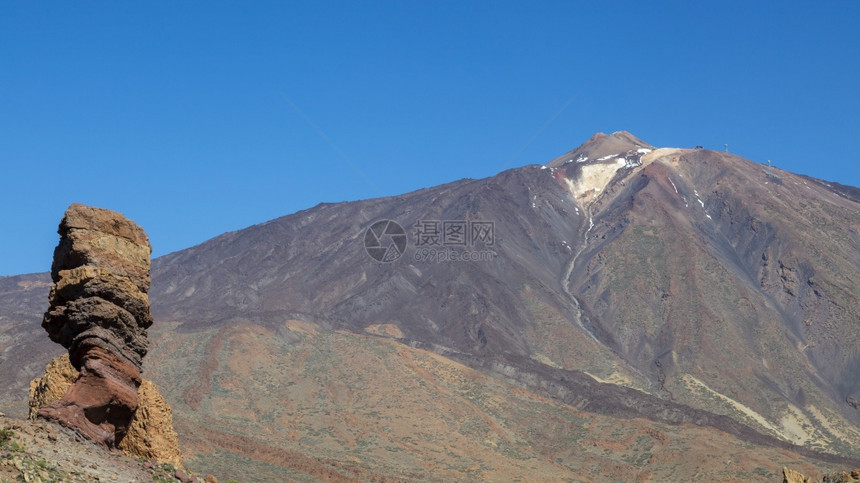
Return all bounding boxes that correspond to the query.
[2,1,858,276]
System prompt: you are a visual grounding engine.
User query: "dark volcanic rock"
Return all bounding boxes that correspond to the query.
[37,204,153,448]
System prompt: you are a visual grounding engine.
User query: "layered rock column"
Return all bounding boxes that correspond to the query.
[37,204,153,448]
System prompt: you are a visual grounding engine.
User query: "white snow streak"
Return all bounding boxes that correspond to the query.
[668,177,679,194]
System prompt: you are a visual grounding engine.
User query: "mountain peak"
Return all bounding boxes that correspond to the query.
[546,131,654,168]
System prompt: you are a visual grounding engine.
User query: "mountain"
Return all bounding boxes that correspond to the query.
[1,131,858,481]
[546,130,654,167]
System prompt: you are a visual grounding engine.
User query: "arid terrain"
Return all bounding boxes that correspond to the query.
[0,413,191,482]
[1,132,858,481]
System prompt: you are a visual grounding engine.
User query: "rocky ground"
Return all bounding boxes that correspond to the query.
[0,413,207,483]
[3,409,859,483]
[783,466,860,483]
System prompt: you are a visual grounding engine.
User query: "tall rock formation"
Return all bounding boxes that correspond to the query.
[36,204,153,448]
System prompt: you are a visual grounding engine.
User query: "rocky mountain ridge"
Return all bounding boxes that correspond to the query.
[1,132,858,480]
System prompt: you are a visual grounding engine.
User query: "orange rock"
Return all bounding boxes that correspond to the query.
[118,379,184,468]
[783,467,811,483]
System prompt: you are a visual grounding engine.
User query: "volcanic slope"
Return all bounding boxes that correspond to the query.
[150,131,860,449]
[1,131,858,480]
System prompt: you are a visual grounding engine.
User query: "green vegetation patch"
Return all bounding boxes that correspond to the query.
[0,427,13,445]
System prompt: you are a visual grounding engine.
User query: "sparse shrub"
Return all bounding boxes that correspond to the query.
[0,428,13,444]
[10,440,24,452]
[753,467,773,477]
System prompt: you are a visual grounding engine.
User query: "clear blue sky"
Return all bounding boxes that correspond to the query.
[2,1,858,276]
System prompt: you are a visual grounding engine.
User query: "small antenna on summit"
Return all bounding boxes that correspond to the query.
[724,143,728,153]
[767,159,772,177]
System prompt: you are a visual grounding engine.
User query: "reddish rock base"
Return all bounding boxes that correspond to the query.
[30,353,185,467]
[37,345,141,448]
